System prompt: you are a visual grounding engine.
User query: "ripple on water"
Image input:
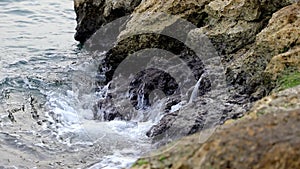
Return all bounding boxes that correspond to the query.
[4,9,35,15]
[0,0,159,168]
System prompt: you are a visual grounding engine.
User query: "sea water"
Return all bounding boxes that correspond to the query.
[0,0,158,168]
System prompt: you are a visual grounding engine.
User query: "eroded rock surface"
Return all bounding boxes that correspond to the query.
[226,2,300,100]
[131,91,300,169]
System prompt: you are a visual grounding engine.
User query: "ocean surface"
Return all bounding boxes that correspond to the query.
[0,0,155,168]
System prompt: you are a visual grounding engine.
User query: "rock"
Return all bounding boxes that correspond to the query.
[118,0,265,55]
[266,48,300,78]
[205,0,261,21]
[98,0,298,101]
[74,0,142,43]
[72,1,300,167]
[225,2,300,99]
[204,0,295,53]
[245,85,300,119]
[263,3,300,80]
[114,0,297,138]
[130,83,300,169]
[131,106,300,169]
[78,0,300,139]
[256,2,300,57]
[129,68,180,110]
[93,95,124,121]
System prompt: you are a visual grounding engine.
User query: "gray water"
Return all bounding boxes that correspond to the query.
[0,0,156,168]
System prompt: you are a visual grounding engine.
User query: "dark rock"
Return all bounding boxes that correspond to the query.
[129,68,179,110]
[93,94,124,121]
[146,113,178,137]
[74,0,142,43]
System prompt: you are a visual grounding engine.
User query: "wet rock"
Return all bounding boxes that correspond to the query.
[97,0,298,102]
[71,0,300,168]
[74,0,142,43]
[93,95,124,121]
[129,68,180,110]
[131,107,300,169]
[131,83,300,169]
[77,0,300,139]
[146,113,178,138]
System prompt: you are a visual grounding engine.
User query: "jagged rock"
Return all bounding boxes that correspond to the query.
[98,0,297,100]
[266,48,300,78]
[129,68,180,109]
[200,0,296,54]
[256,2,300,57]
[226,2,300,100]
[93,95,124,121]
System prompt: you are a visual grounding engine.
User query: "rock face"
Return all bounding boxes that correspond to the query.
[264,3,300,78]
[226,2,300,99]
[246,85,300,118]
[74,0,300,156]
[74,0,300,138]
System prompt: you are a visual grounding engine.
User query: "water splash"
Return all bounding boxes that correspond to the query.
[189,73,206,104]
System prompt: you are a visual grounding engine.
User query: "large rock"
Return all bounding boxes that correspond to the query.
[131,86,300,169]
[263,3,300,79]
[76,0,299,139]
[97,0,298,100]
[226,2,300,100]
[246,85,300,118]
[109,1,298,137]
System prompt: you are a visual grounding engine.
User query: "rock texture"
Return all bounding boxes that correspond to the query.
[226,1,300,99]
[74,0,300,138]
[132,111,300,169]
[264,3,300,79]
[246,85,300,118]
[131,87,300,169]
[74,0,300,98]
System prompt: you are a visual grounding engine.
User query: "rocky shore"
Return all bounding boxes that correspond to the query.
[74,0,300,168]
[131,88,300,169]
